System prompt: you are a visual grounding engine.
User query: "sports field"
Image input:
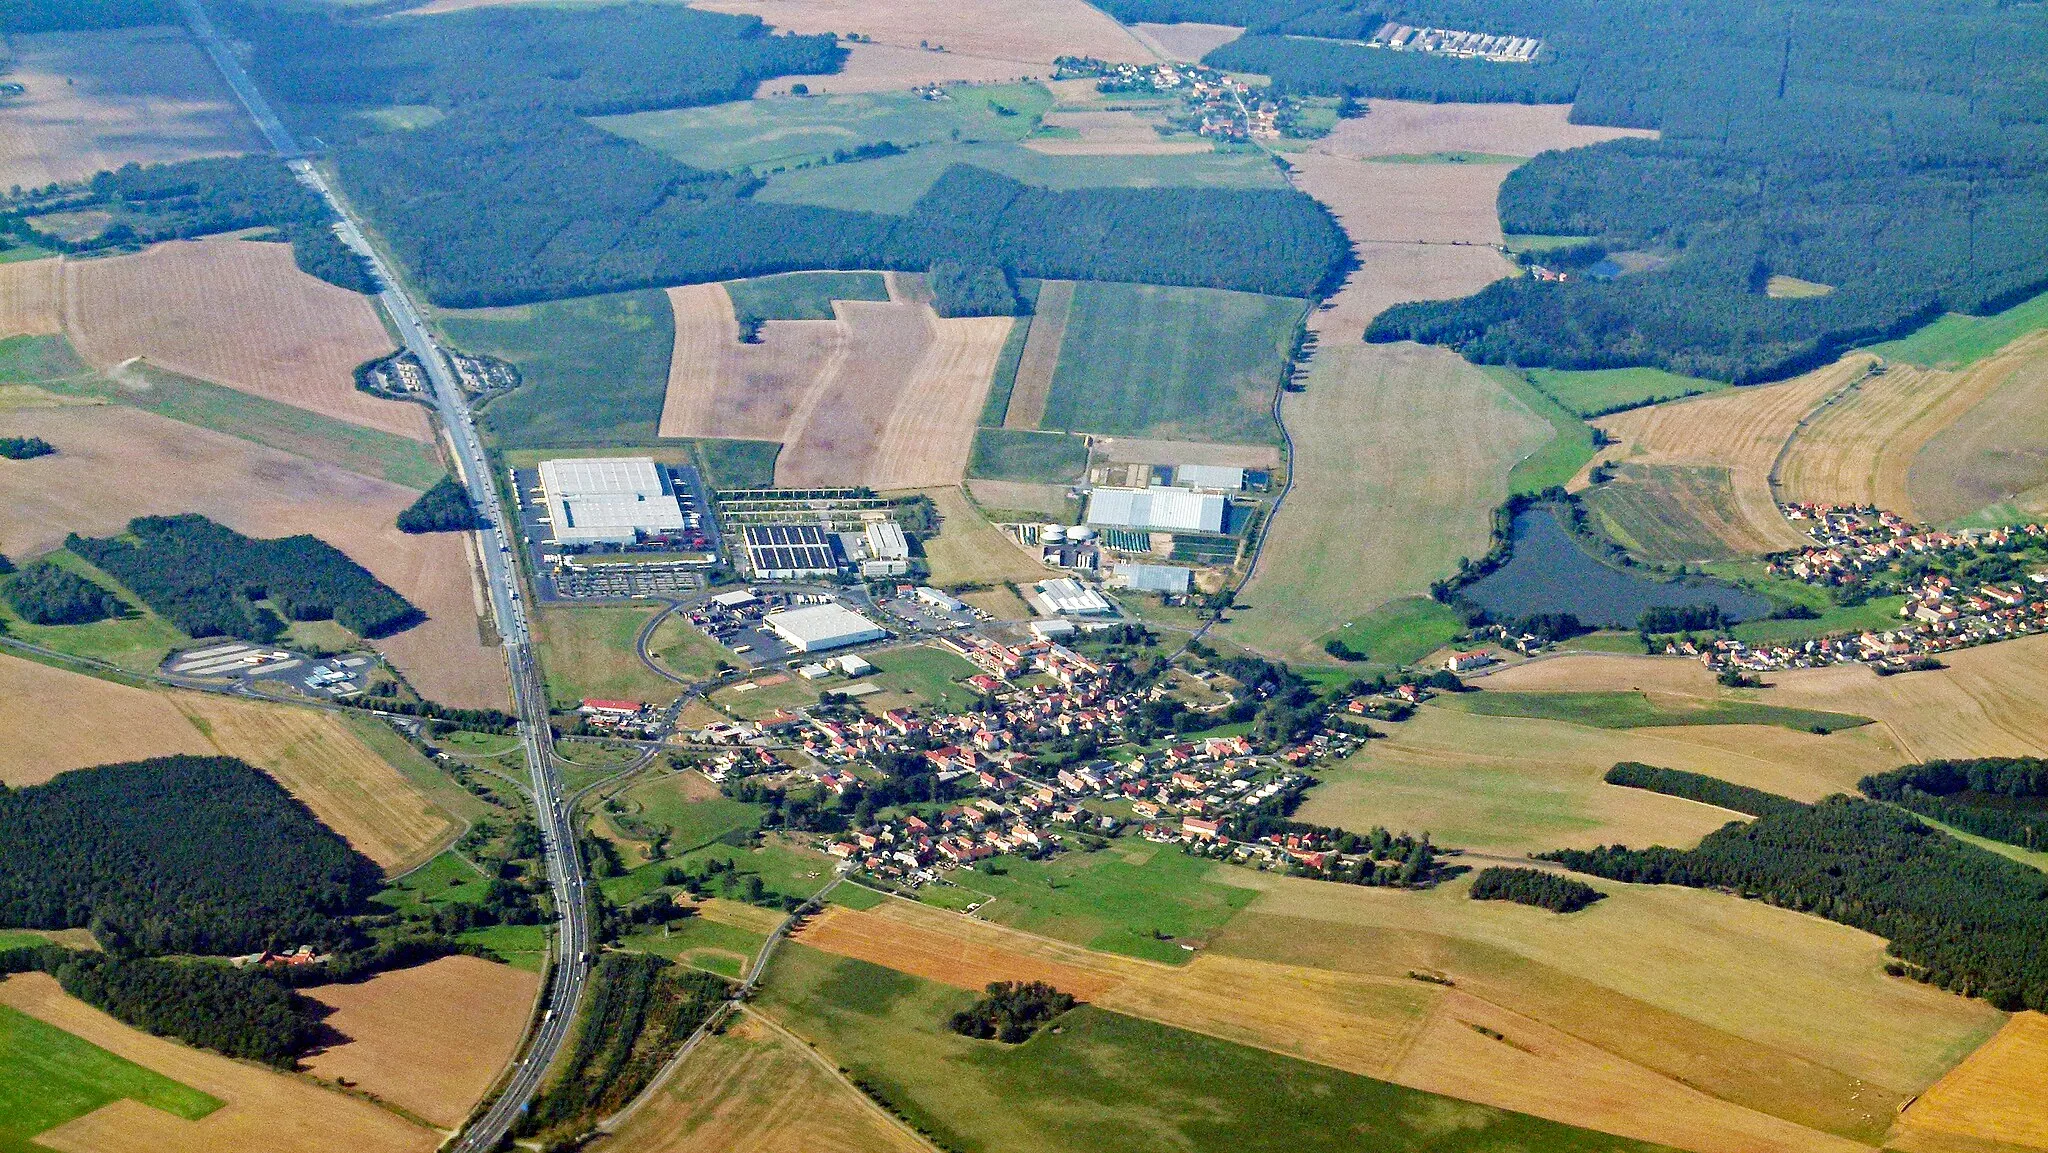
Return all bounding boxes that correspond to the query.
[1037,282,1302,444]
[536,604,690,709]
[1528,366,1728,416]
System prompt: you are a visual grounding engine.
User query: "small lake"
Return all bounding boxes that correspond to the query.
[1461,506,1771,628]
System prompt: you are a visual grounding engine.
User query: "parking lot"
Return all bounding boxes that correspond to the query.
[162,641,375,699]
[510,463,722,603]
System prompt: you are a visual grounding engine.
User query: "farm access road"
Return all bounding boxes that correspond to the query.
[180,2,592,1147]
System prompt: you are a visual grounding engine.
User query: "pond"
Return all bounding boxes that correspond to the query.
[1461,506,1771,628]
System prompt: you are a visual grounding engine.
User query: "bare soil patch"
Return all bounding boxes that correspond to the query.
[1129,22,1245,62]
[301,955,541,1128]
[999,279,1072,430]
[0,972,438,1153]
[1890,1011,2048,1153]
[0,257,63,338]
[0,27,261,192]
[0,405,505,709]
[1320,100,1655,159]
[63,240,419,440]
[0,652,211,785]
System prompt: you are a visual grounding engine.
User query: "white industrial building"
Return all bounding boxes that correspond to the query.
[1114,562,1193,594]
[1085,486,1226,534]
[1029,578,1114,616]
[915,586,965,613]
[859,521,911,577]
[1174,464,1245,492]
[764,603,888,652]
[538,457,686,547]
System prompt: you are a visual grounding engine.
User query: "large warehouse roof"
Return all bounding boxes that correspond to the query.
[1085,486,1225,534]
[1115,562,1193,594]
[1030,578,1114,616]
[538,457,685,546]
[764,603,888,652]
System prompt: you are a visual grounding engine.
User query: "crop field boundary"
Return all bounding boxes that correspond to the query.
[1000,279,1073,430]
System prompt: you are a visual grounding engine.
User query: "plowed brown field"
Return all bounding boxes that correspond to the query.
[0,652,210,785]
[0,405,505,709]
[0,257,63,338]
[301,956,540,1128]
[0,973,438,1153]
[62,239,419,440]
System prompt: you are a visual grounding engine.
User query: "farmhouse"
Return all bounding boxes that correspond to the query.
[742,524,840,579]
[1086,486,1226,534]
[765,603,888,653]
[1443,650,1496,672]
[538,457,686,547]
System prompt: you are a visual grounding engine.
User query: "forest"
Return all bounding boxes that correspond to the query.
[3,561,126,625]
[1182,0,2048,383]
[948,981,1077,1043]
[1603,762,1804,818]
[1860,757,2048,851]
[929,261,1022,318]
[1,0,170,34]
[396,476,482,533]
[0,756,383,957]
[8,157,377,293]
[335,112,1346,306]
[1468,866,1604,913]
[69,514,420,641]
[1544,797,2048,1011]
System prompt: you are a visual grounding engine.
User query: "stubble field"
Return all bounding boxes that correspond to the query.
[1128,22,1244,62]
[1905,330,2048,524]
[689,0,1152,77]
[0,652,212,784]
[998,278,1071,430]
[1319,100,1658,160]
[0,27,261,191]
[1888,1011,2048,1153]
[0,256,63,337]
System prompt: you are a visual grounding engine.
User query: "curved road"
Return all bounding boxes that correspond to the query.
[178,4,592,1145]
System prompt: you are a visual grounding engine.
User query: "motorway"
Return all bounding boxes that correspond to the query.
[178,2,593,1146]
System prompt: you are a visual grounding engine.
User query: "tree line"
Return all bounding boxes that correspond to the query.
[1542,796,2048,1011]
[1603,762,1804,818]
[1469,866,1604,913]
[69,514,420,642]
[0,755,384,957]
[1860,757,2048,851]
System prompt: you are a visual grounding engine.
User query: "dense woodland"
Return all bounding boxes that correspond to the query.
[396,476,482,533]
[0,756,383,956]
[1468,866,1604,913]
[70,514,419,641]
[4,562,125,625]
[1860,758,2048,851]
[948,981,1077,1043]
[1165,0,2048,382]
[1544,797,2048,1010]
[1603,762,1804,818]
[929,261,1022,318]
[0,435,54,459]
[0,0,171,34]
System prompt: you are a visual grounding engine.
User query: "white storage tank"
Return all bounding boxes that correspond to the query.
[1041,524,1067,543]
[1068,526,1096,542]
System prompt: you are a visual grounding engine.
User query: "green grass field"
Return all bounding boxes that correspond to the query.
[978,280,1042,425]
[1040,282,1301,444]
[535,603,694,708]
[601,834,836,908]
[457,922,550,972]
[760,945,1671,1153]
[376,848,495,917]
[1526,366,1728,417]
[443,290,674,448]
[599,771,765,858]
[618,916,767,977]
[0,1005,223,1152]
[966,428,1089,484]
[724,271,889,321]
[0,333,89,382]
[1316,595,1467,669]
[1725,596,1907,645]
[1868,286,2048,369]
[599,84,1055,173]
[1488,369,1596,496]
[757,141,1288,215]
[1444,690,1871,733]
[939,841,1254,964]
[646,614,734,681]
[0,551,188,674]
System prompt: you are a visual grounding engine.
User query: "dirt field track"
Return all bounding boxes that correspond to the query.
[0,972,438,1153]
[662,282,1012,489]
[1321,99,1658,159]
[1890,1011,2048,1153]
[301,956,540,1128]
[0,652,211,785]
[0,27,261,192]
[0,405,505,709]
[61,240,420,440]
[0,257,63,338]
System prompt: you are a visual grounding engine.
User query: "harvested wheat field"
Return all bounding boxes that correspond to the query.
[597,1013,924,1153]
[1128,21,1244,62]
[0,27,261,191]
[0,257,63,338]
[0,406,505,709]
[1890,1012,2048,1153]
[663,283,1012,488]
[1321,99,1657,159]
[301,956,540,1128]
[1292,150,1513,248]
[0,972,438,1153]
[172,693,457,873]
[0,653,211,785]
[1781,334,2048,516]
[62,239,421,440]
[758,41,1041,96]
[1907,331,2048,524]
[690,0,1151,68]
[798,903,1124,998]
[1596,356,1876,554]
[1767,635,2048,762]
[907,485,1050,587]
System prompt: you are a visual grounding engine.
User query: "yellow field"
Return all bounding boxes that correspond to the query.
[0,973,438,1153]
[595,1013,925,1153]
[1907,332,2048,524]
[0,256,63,338]
[906,485,1052,589]
[1319,99,1657,160]
[1595,356,1875,554]
[172,693,458,874]
[1890,1012,2048,1153]
[1779,333,2048,516]
[0,652,212,785]
[300,955,540,1128]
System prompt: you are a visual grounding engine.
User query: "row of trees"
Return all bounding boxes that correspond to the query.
[1469,866,1605,913]
[1860,757,2048,851]
[69,514,420,641]
[395,476,482,533]
[1543,796,2048,1011]
[1603,762,1804,818]
[0,755,384,957]
[3,562,125,625]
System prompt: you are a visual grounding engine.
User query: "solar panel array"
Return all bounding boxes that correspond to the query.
[742,524,838,574]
